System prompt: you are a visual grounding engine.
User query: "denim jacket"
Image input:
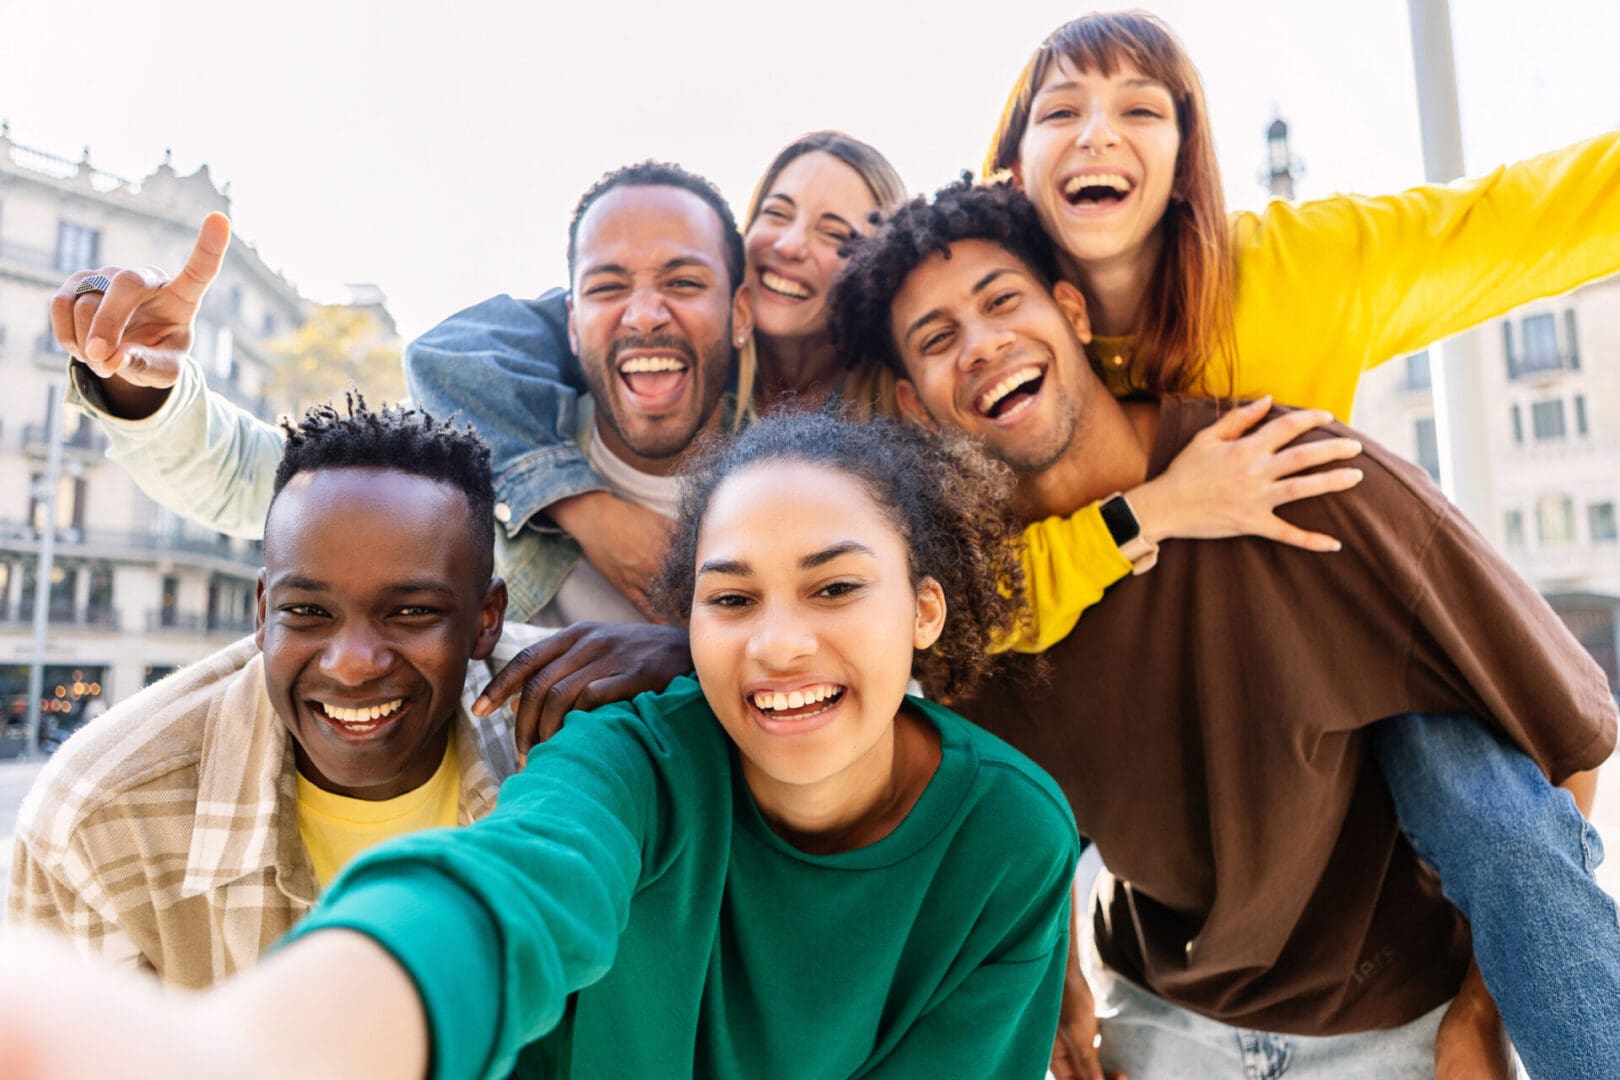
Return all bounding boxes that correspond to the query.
[66,287,597,622]
[405,289,605,538]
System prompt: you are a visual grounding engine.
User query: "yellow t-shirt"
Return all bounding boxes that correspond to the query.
[296,739,461,889]
[1006,129,1620,653]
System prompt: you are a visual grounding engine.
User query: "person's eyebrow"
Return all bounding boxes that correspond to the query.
[801,541,875,569]
[902,269,1016,345]
[661,256,716,276]
[272,574,328,593]
[578,262,629,281]
[763,192,796,208]
[382,582,457,597]
[818,213,856,233]
[268,576,455,596]
[697,557,751,578]
[1034,76,1168,95]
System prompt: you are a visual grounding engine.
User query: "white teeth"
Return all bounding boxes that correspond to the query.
[619,355,687,374]
[320,698,404,725]
[752,684,841,712]
[760,270,811,299]
[976,366,1043,416]
[1064,172,1132,196]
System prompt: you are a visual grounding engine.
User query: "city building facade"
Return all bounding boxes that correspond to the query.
[1260,114,1620,693]
[0,125,309,755]
[1353,277,1620,692]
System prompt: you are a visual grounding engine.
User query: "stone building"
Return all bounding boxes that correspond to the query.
[1354,277,1620,691]
[0,126,308,754]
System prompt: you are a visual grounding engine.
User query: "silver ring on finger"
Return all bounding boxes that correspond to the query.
[73,274,112,297]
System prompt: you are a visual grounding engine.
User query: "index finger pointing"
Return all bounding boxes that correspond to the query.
[167,212,231,307]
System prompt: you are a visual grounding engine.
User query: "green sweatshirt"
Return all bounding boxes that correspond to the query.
[289,675,1079,1079]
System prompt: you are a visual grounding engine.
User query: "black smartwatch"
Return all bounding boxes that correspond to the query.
[1098,492,1160,575]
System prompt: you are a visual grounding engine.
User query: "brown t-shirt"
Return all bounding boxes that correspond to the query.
[956,396,1617,1035]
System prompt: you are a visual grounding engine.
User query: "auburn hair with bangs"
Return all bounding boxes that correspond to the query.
[984,11,1236,400]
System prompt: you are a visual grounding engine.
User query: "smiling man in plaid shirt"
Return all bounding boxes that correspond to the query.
[8,399,521,988]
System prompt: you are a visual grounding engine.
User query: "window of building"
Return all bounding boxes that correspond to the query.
[1565,308,1581,370]
[1537,495,1576,545]
[28,472,86,535]
[1413,416,1439,480]
[1502,320,1517,379]
[87,564,114,625]
[227,284,243,316]
[1591,503,1618,544]
[160,574,179,627]
[49,565,76,619]
[1511,403,1523,444]
[143,664,179,687]
[17,562,34,619]
[1531,399,1567,441]
[1520,313,1560,374]
[261,312,278,337]
[1404,351,1431,391]
[1575,395,1589,437]
[212,324,236,381]
[1504,509,1525,548]
[54,222,100,274]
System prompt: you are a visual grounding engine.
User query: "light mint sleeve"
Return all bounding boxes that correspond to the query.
[66,355,282,540]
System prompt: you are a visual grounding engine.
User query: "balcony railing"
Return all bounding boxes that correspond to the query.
[1508,350,1580,381]
[145,611,256,635]
[22,422,108,456]
[0,520,260,566]
[0,239,61,274]
[0,606,120,629]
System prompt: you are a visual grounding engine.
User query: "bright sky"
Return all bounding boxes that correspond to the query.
[2,0,1615,341]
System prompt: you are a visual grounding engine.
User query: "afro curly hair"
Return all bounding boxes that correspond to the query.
[827,178,1059,379]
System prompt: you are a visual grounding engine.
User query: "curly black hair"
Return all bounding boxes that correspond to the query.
[272,393,496,579]
[566,160,746,292]
[827,178,1059,378]
[653,410,1028,701]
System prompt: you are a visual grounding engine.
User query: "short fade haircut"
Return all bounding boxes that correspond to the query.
[272,394,497,579]
[566,160,746,293]
[828,178,1060,377]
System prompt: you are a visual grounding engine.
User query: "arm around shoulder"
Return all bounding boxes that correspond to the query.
[406,290,605,533]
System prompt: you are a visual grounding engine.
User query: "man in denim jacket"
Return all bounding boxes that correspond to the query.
[54,161,749,626]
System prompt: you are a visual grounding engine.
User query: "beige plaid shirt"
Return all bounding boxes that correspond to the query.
[7,634,526,988]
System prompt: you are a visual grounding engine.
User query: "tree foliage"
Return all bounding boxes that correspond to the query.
[266,305,405,415]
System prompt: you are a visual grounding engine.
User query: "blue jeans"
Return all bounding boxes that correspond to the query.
[1092,959,1447,1078]
[1372,713,1620,1079]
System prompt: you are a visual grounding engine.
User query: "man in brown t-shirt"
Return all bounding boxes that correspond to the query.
[828,182,1618,1079]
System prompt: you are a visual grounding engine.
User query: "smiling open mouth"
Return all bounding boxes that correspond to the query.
[751,683,845,721]
[618,354,690,399]
[976,365,1046,420]
[760,269,812,300]
[1063,172,1133,207]
[312,697,406,737]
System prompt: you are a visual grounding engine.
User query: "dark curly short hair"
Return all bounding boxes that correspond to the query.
[828,178,1059,377]
[653,410,1028,701]
[272,393,496,580]
[566,160,746,293]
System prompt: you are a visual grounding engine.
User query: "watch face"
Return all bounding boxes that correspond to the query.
[1099,494,1141,547]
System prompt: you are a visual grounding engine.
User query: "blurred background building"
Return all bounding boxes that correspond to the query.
[1262,117,1620,694]
[0,126,398,756]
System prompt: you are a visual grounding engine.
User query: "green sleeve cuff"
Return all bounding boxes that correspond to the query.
[288,867,504,1080]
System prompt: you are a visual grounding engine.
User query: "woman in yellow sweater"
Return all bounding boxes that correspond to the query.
[993,12,1620,649]
[979,12,1620,1080]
